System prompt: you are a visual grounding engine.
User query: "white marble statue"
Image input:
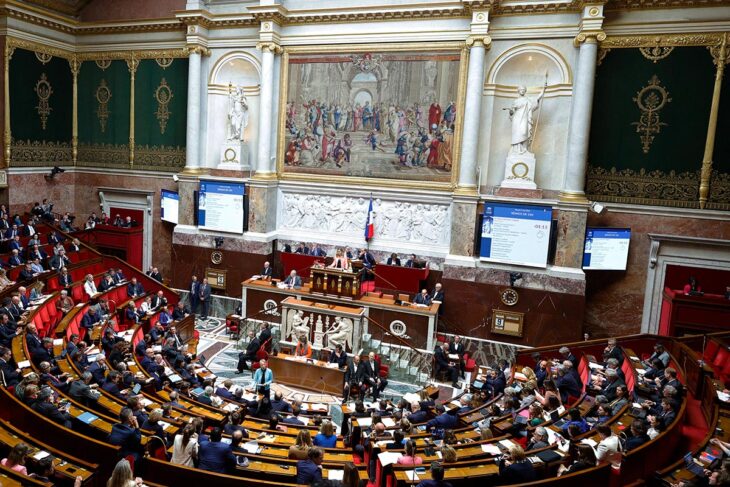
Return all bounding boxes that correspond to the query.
[313,315,325,348]
[227,85,249,141]
[506,83,546,155]
[326,316,353,349]
[290,310,310,341]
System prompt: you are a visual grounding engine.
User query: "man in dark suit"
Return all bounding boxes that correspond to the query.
[311,244,326,257]
[404,253,419,268]
[296,447,323,484]
[425,405,458,430]
[25,324,43,355]
[198,278,211,319]
[294,242,310,255]
[5,225,19,240]
[172,301,190,320]
[343,354,364,402]
[602,338,624,367]
[259,322,272,345]
[330,344,348,368]
[413,289,432,305]
[97,274,115,292]
[31,338,56,367]
[236,330,260,373]
[432,283,444,303]
[126,277,144,299]
[7,249,23,267]
[188,275,200,313]
[260,261,273,280]
[386,253,401,266]
[80,308,100,330]
[0,315,17,348]
[58,268,72,289]
[417,462,452,487]
[198,427,235,473]
[449,335,466,378]
[434,342,459,387]
[559,346,580,370]
[19,262,36,282]
[282,406,305,425]
[109,408,143,462]
[624,420,650,451]
[48,250,70,271]
[151,291,168,309]
[271,391,292,413]
[557,364,582,403]
[407,401,430,424]
[600,368,626,401]
[283,270,302,289]
[362,351,387,400]
[32,388,72,429]
[69,372,100,406]
[147,267,163,282]
[215,379,236,401]
[0,346,20,386]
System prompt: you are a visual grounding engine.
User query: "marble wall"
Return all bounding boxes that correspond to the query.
[584,209,730,338]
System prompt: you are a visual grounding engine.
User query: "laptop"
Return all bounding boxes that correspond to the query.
[132,383,142,395]
[198,354,207,366]
[684,453,706,477]
[514,415,528,425]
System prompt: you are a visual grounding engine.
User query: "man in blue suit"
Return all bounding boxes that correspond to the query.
[416,462,453,487]
[215,379,236,401]
[283,270,302,289]
[126,277,144,298]
[296,447,323,484]
[108,407,143,463]
[425,405,458,430]
[253,359,273,395]
[198,278,211,319]
[407,401,430,424]
[198,427,235,473]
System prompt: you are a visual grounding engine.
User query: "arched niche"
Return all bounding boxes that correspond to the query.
[487,43,572,93]
[209,52,261,87]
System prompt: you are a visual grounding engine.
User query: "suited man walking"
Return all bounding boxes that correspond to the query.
[198,278,211,320]
[189,275,200,313]
[236,330,260,374]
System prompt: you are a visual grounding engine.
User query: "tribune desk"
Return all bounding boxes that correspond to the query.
[242,277,439,350]
[268,353,345,395]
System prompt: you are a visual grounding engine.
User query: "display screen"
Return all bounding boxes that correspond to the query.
[479,203,552,268]
[160,189,179,224]
[582,228,631,270]
[197,181,245,233]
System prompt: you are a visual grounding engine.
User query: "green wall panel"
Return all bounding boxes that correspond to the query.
[78,60,130,146]
[10,48,72,144]
[134,58,188,148]
[588,47,714,174]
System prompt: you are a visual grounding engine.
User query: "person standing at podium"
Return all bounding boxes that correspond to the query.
[328,249,350,271]
[284,270,303,289]
[253,359,273,395]
[295,336,312,358]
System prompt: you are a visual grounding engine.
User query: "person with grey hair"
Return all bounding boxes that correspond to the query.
[556,363,582,403]
[196,386,214,406]
[603,338,624,366]
[69,371,100,406]
[31,387,72,428]
[600,367,625,401]
[559,346,578,369]
[457,394,472,414]
[526,426,549,450]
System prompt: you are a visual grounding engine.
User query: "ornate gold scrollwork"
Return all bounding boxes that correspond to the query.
[34,52,52,64]
[154,78,173,135]
[631,75,671,154]
[95,59,111,70]
[639,46,674,63]
[34,73,53,130]
[155,58,174,69]
[95,79,112,133]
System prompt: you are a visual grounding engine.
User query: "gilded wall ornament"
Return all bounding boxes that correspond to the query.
[95,79,112,133]
[155,58,174,69]
[95,59,111,70]
[639,46,675,63]
[34,51,52,64]
[154,78,173,134]
[631,75,671,154]
[34,73,53,130]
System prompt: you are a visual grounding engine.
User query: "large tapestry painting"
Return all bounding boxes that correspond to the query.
[281,48,463,184]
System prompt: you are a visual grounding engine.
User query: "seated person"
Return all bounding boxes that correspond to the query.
[404,253,419,268]
[126,277,144,298]
[623,419,650,451]
[313,420,337,448]
[283,270,302,289]
[498,444,536,483]
[295,336,312,358]
[329,344,348,368]
[683,276,702,295]
[296,447,323,485]
[413,289,432,306]
[415,461,451,487]
[386,253,401,266]
[557,444,597,476]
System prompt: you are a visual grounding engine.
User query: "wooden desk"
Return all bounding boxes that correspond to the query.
[268,353,344,395]
[310,266,362,299]
[242,278,439,350]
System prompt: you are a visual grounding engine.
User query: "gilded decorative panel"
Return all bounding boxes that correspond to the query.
[9,48,72,165]
[587,47,715,207]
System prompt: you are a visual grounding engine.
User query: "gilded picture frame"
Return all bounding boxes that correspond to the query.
[275,42,469,190]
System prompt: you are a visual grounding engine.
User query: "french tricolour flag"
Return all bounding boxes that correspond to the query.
[364,197,375,241]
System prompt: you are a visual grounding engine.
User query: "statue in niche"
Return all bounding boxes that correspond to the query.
[506,82,546,155]
[227,84,249,141]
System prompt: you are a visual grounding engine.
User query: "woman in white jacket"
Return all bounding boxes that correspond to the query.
[595,423,622,469]
[170,423,199,467]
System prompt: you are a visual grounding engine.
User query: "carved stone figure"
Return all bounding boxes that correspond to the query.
[227,85,249,141]
[506,84,545,155]
[290,310,310,341]
[326,316,353,350]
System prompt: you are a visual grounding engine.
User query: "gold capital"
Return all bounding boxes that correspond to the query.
[574,31,606,47]
[186,45,211,57]
[256,42,283,55]
[465,35,492,49]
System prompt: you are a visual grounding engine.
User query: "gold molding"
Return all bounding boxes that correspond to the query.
[574,30,606,47]
[6,37,73,60]
[558,190,589,204]
[126,56,138,168]
[185,46,211,57]
[465,35,492,49]
[274,41,466,192]
[4,43,14,166]
[600,33,727,48]
[256,42,283,55]
[70,56,80,165]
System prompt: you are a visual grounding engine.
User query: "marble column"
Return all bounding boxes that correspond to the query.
[458,37,488,191]
[449,194,479,259]
[561,37,599,203]
[256,43,277,175]
[185,48,202,172]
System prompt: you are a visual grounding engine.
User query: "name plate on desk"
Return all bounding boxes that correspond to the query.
[491,309,524,337]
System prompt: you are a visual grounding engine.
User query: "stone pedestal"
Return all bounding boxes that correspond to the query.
[218,141,250,170]
[500,151,537,189]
